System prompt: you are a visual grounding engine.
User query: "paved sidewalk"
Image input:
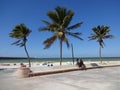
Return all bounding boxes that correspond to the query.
[29,62,120,77]
[0,67,120,90]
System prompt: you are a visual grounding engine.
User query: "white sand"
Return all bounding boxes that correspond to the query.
[0,61,120,73]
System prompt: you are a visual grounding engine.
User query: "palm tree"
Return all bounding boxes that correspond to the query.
[71,43,75,65]
[88,25,114,63]
[9,24,32,67]
[40,6,83,65]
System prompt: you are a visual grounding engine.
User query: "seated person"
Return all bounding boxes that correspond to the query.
[20,63,26,67]
[76,58,87,70]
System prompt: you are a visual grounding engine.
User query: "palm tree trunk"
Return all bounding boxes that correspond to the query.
[99,46,102,63]
[24,45,31,67]
[60,39,62,66]
[71,44,74,65]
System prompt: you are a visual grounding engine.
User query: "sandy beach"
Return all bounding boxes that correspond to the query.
[0,61,120,72]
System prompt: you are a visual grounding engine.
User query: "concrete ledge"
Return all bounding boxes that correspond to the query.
[29,65,120,77]
[29,68,80,77]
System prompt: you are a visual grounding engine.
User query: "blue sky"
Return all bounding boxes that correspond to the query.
[0,0,120,58]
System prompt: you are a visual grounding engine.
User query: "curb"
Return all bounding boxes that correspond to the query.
[29,65,120,77]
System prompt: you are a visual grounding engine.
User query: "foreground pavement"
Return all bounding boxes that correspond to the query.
[0,67,120,90]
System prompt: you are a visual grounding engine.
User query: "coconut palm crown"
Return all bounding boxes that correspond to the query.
[88,25,114,63]
[9,23,32,67]
[40,6,83,65]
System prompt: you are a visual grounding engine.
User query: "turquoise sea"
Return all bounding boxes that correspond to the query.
[0,57,120,63]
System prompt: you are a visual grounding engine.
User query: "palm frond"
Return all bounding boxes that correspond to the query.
[62,10,74,28]
[11,40,21,45]
[67,10,74,16]
[43,35,57,49]
[20,43,25,47]
[42,20,50,25]
[39,27,50,32]
[67,22,83,30]
[99,41,105,48]
[62,15,72,28]
[88,34,98,40]
[66,32,83,40]
[55,6,67,24]
[40,22,59,32]
[11,40,25,47]
[47,11,59,23]
[103,35,114,39]
[73,32,82,35]
[92,27,100,35]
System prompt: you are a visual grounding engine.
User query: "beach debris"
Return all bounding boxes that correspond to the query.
[42,62,53,67]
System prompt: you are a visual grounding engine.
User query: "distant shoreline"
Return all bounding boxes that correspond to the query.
[1,57,120,59]
[0,57,35,60]
[0,57,120,64]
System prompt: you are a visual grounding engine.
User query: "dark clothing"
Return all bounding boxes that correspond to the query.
[79,60,84,67]
[76,59,87,70]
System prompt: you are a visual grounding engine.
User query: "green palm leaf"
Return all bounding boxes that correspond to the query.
[47,11,59,23]
[67,22,83,30]
[43,35,57,49]
[103,35,114,39]
[55,6,67,24]
[42,20,50,25]
[66,32,83,40]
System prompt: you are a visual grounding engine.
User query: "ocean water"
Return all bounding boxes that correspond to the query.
[0,57,120,63]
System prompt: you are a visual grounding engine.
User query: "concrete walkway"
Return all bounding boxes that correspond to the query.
[0,67,120,90]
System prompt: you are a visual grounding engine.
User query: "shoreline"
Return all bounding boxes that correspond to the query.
[0,57,120,63]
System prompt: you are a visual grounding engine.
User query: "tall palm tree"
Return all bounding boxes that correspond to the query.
[88,25,114,63]
[40,6,83,65]
[9,24,32,67]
